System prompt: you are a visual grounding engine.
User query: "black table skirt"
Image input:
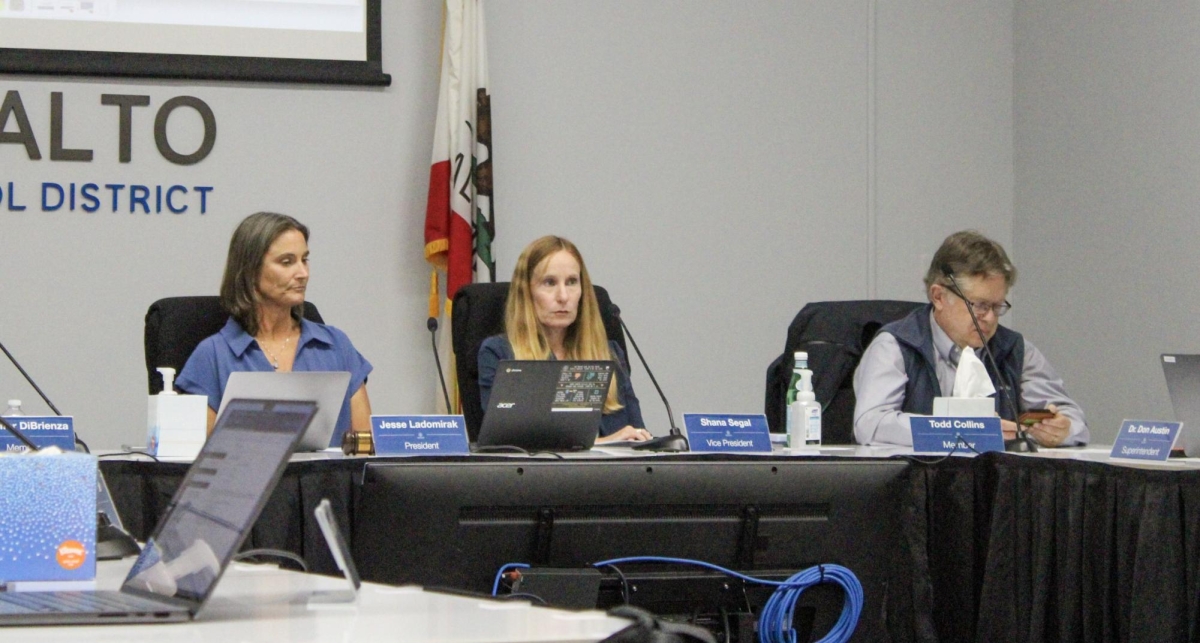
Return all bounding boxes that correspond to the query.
[100,457,364,577]
[100,452,1200,642]
[904,453,1200,643]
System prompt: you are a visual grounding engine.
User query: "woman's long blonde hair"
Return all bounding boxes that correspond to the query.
[505,235,622,412]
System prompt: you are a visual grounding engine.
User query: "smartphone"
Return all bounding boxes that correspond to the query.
[1018,409,1055,426]
[313,498,361,600]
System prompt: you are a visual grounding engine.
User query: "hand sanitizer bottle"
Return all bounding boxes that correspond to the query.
[796,365,822,446]
[147,367,208,458]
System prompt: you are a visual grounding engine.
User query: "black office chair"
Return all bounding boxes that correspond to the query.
[764,300,924,444]
[144,296,324,394]
[451,282,627,442]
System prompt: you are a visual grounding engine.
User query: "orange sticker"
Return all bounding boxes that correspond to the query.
[56,540,87,570]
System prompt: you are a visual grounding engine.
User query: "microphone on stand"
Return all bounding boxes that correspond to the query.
[0,337,139,558]
[0,341,63,416]
[939,265,1036,453]
[428,317,453,413]
[607,304,688,452]
[0,339,88,452]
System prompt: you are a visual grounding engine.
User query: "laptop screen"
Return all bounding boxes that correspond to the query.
[119,398,317,605]
[478,360,614,451]
[218,371,350,450]
[1163,354,1200,453]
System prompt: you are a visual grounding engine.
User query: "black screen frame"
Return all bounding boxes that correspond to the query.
[354,457,910,641]
[0,0,390,86]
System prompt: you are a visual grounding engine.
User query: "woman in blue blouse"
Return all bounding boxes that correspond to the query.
[478,235,648,444]
[176,212,372,445]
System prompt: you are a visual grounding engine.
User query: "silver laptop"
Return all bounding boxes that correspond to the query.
[219,371,349,450]
[1163,354,1200,456]
[0,398,318,626]
[477,360,614,452]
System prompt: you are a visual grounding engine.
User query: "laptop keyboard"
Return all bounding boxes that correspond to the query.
[0,591,172,615]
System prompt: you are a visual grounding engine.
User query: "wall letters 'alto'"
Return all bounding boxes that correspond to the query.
[0,90,216,166]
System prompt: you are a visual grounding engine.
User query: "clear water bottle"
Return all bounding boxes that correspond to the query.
[3,399,23,416]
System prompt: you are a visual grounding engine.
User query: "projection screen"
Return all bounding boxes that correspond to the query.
[0,0,389,86]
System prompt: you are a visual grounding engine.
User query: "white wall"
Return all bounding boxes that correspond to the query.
[487,0,1015,431]
[0,1,1017,448]
[0,2,444,448]
[874,1,1015,300]
[1014,2,1200,442]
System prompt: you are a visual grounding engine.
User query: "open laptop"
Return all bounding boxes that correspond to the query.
[0,398,318,626]
[477,360,614,451]
[1162,354,1200,456]
[218,371,349,450]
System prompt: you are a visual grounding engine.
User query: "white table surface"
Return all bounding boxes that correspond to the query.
[6,560,631,643]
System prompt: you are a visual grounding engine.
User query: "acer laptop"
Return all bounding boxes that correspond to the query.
[0,398,318,626]
[219,371,349,450]
[477,360,615,451]
[1162,354,1200,456]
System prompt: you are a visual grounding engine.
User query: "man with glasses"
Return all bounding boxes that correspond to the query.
[853,230,1089,447]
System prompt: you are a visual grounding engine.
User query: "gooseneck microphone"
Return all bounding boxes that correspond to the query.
[608,304,688,452]
[0,341,63,415]
[427,317,453,413]
[0,342,140,558]
[939,265,1036,453]
[0,339,88,452]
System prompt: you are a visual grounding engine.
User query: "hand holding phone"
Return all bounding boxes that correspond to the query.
[1018,409,1055,426]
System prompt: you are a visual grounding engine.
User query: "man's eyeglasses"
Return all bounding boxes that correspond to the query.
[954,293,1011,317]
[942,281,1012,316]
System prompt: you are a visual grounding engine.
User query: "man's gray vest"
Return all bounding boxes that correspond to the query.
[879,304,1024,421]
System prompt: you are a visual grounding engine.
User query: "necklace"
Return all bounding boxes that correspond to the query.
[258,327,296,370]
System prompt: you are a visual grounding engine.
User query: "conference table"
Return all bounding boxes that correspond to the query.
[100,445,1200,642]
[11,557,632,642]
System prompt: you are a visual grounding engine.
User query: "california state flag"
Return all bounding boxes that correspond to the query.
[424,0,494,413]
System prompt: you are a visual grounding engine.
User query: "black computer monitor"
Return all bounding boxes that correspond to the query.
[354,457,910,641]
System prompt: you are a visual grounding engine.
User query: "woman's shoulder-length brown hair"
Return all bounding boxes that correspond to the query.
[219,212,309,336]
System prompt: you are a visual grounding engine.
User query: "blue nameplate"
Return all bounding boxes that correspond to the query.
[0,416,76,453]
[370,415,469,456]
[684,414,772,453]
[1110,419,1181,461]
[911,417,1004,454]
